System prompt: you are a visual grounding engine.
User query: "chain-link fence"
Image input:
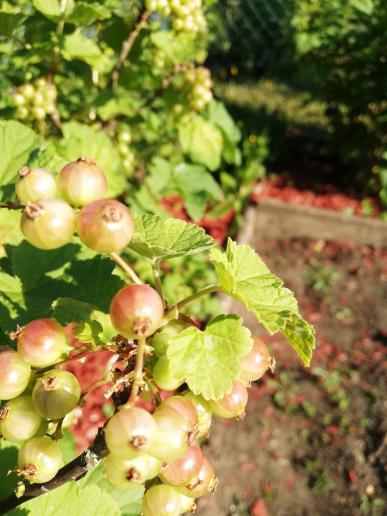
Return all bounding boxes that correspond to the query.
[209,0,295,75]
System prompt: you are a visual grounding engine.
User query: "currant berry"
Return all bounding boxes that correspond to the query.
[159,396,198,432]
[153,355,184,391]
[17,318,71,368]
[105,407,157,459]
[183,392,212,437]
[150,407,188,462]
[178,493,196,513]
[151,320,188,357]
[110,285,164,339]
[176,455,217,498]
[142,485,182,516]
[15,167,57,204]
[240,336,272,382]
[160,444,203,486]
[0,395,42,443]
[32,370,81,420]
[76,199,133,253]
[0,348,31,400]
[18,436,63,483]
[209,381,248,419]
[104,453,160,489]
[21,199,75,250]
[59,158,107,207]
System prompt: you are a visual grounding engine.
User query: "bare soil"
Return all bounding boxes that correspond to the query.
[197,236,387,516]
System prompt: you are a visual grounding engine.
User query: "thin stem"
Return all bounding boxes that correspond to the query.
[152,261,164,306]
[0,428,107,513]
[167,285,220,313]
[126,337,146,406]
[110,252,142,284]
[111,9,150,88]
[51,0,68,75]
[0,201,24,210]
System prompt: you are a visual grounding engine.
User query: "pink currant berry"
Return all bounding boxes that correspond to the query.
[209,380,248,419]
[76,199,133,253]
[59,157,107,207]
[240,336,273,382]
[110,284,164,339]
[17,318,71,368]
[15,167,57,204]
[0,348,31,400]
[160,444,203,486]
[176,455,218,498]
[21,199,75,250]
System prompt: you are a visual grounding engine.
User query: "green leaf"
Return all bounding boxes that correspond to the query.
[167,315,252,400]
[208,101,241,143]
[350,0,374,15]
[57,429,77,464]
[52,298,116,345]
[95,90,138,121]
[178,116,223,171]
[66,2,111,25]
[210,239,315,366]
[32,0,74,20]
[0,210,22,256]
[0,12,26,37]
[7,482,120,516]
[0,440,19,502]
[61,31,113,72]
[0,121,39,201]
[55,122,126,197]
[129,214,214,261]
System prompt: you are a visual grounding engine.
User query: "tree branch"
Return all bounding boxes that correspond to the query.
[111,9,150,88]
[0,428,107,513]
[110,252,142,284]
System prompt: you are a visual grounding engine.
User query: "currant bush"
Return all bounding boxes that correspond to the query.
[0,152,314,514]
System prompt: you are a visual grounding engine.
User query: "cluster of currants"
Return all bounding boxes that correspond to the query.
[12,78,57,122]
[16,158,133,253]
[116,129,136,175]
[185,67,213,111]
[0,320,79,483]
[146,0,206,34]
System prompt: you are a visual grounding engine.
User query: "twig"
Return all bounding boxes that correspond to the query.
[111,9,150,88]
[125,337,146,406]
[110,252,142,284]
[167,285,220,313]
[0,428,107,513]
[152,261,164,306]
[0,201,24,210]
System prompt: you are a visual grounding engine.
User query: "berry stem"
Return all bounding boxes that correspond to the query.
[0,201,25,210]
[111,9,150,88]
[126,337,146,406]
[110,252,142,284]
[167,284,220,313]
[152,261,165,307]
